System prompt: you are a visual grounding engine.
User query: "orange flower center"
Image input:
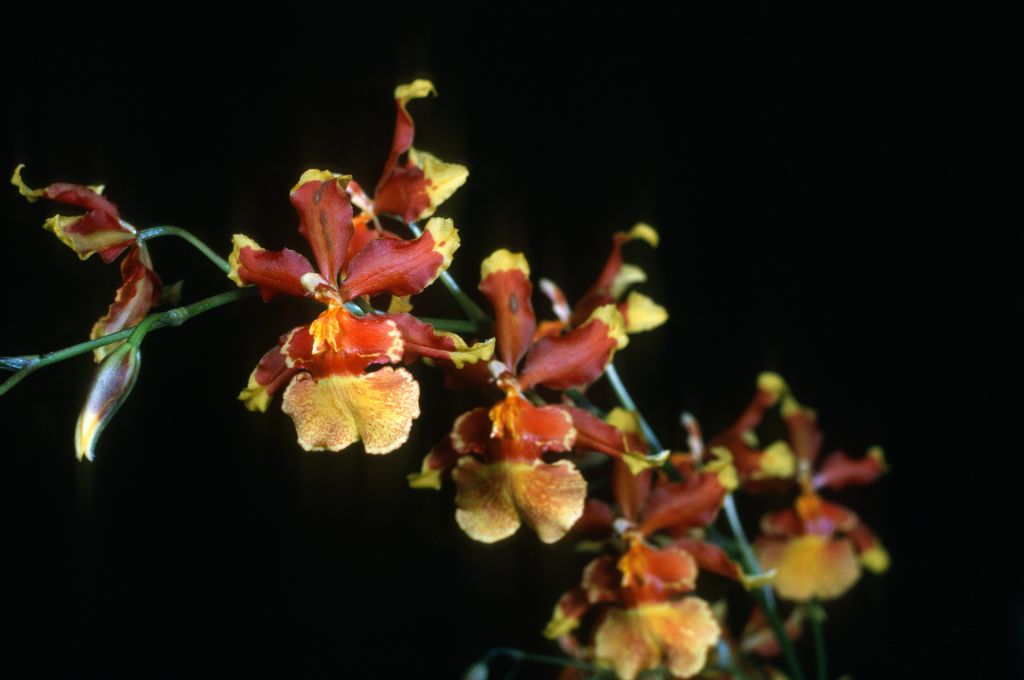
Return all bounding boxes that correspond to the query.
[617,533,650,590]
[310,304,347,354]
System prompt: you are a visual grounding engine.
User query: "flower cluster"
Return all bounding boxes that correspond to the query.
[7,79,889,680]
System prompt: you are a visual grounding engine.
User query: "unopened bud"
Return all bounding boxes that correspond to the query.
[75,342,141,461]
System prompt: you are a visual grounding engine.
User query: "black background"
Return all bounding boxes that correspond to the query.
[1,7,1016,678]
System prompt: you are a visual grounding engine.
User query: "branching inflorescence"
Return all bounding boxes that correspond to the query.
[4,80,888,679]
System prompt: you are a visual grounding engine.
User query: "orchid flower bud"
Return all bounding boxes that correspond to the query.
[75,341,141,461]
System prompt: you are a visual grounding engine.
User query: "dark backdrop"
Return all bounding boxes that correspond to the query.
[2,7,1014,678]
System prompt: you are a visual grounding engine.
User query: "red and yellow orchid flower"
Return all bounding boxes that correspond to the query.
[347,80,468,228]
[228,169,492,455]
[11,165,163,363]
[537,223,668,339]
[408,249,642,543]
[545,527,721,679]
[748,383,890,602]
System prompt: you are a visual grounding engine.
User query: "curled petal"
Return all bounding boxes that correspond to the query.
[378,80,436,189]
[390,313,495,369]
[639,473,729,535]
[595,599,719,680]
[407,435,463,490]
[376,149,469,222]
[342,217,459,299]
[14,166,135,263]
[479,249,536,370]
[583,555,623,603]
[539,278,571,324]
[238,328,308,412]
[227,234,315,301]
[519,305,628,390]
[619,291,668,334]
[453,458,587,543]
[670,538,769,589]
[289,172,353,285]
[781,393,822,464]
[409,148,468,217]
[281,366,420,454]
[565,407,644,459]
[90,245,162,362]
[756,535,861,602]
[571,223,660,326]
[813,447,888,490]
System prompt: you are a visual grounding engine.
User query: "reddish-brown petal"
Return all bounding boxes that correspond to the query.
[238,327,308,413]
[756,535,861,601]
[307,307,404,374]
[452,458,587,544]
[782,395,823,464]
[488,395,577,456]
[612,460,652,523]
[479,250,536,370]
[407,435,464,490]
[290,172,353,285]
[388,313,495,369]
[341,217,458,299]
[741,606,805,658]
[583,555,624,603]
[378,80,435,193]
[618,539,699,602]
[281,366,420,454]
[639,474,728,536]
[760,508,803,537]
[227,234,315,301]
[572,498,617,538]
[565,407,638,459]
[89,245,162,361]
[519,305,628,390]
[795,493,860,535]
[671,537,748,584]
[450,408,492,454]
[570,224,659,326]
[373,164,431,223]
[813,448,888,490]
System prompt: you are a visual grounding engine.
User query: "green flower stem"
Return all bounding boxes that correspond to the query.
[722,495,805,680]
[0,287,254,398]
[809,601,828,680]
[603,361,682,482]
[138,226,231,273]
[414,316,482,334]
[472,647,596,674]
[405,222,492,328]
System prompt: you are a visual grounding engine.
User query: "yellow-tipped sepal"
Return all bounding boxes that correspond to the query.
[74,341,142,461]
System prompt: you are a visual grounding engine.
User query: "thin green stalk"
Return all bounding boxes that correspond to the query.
[138,226,231,273]
[603,362,681,482]
[722,495,805,680]
[415,316,482,334]
[475,647,596,673]
[809,601,828,680]
[405,222,492,328]
[0,288,254,397]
